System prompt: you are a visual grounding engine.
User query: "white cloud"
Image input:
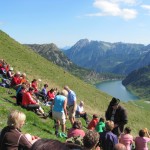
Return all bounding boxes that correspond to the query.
[141,4,150,10]
[110,0,136,5]
[122,8,138,19]
[93,0,121,16]
[86,0,138,20]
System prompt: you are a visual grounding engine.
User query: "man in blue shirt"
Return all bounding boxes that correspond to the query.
[64,85,77,125]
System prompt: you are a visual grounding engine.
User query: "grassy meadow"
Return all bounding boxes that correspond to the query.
[0,30,150,141]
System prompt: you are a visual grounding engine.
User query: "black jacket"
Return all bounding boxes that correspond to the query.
[105,105,128,133]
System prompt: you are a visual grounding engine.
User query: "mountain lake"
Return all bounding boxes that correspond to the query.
[95,80,140,102]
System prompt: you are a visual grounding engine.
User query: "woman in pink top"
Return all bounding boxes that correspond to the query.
[120,127,133,150]
[134,128,150,150]
[67,120,85,138]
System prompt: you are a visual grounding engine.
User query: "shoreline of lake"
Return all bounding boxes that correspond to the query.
[95,80,140,102]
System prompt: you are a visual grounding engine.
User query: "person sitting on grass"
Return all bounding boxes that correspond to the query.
[40,84,48,102]
[0,110,39,150]
[47,88,56,102]
[134,128,150,150]
[16,84,27,106]
[76,101,89,124]
[95,117,105,133]
[87,114,99,130]
[22,87,47,118]
[83,130,100,150]
[67,120,85,138]
[10,71,22,90]
[99,120,118,150]
[119,127,133,150]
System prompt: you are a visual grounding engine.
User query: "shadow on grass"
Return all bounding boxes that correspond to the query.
[1,97,16,106]
[32,122,54,135]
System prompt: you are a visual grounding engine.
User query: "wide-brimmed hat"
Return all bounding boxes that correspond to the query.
[110,97,120,106]
[9,67,13,71]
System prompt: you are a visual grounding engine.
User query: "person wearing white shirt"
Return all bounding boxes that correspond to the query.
[76,101,89,124]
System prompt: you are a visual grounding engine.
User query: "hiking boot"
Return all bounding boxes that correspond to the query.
[43,113,48,119]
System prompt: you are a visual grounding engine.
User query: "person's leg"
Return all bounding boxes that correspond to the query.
[61,124,65,133]
[53,111,60,136]
[81,112,89,124]
[60,112,66,133]
[38,106,45,114]
[69,106,75,125]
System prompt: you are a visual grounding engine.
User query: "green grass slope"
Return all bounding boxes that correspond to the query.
[0,30,150,138]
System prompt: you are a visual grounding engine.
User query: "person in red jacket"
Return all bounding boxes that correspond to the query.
[11,71,21,89]
[22,87,46,117]
[87,114,99,130]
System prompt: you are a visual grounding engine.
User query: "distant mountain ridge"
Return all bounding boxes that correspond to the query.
[25,43,123,83]
[64,39,150,75]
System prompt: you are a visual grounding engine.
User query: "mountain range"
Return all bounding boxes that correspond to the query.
[64,39,150,75]
[25,44,123,83]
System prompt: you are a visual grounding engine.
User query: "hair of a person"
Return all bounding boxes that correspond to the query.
[93,114,98,118]
[21,84,27,90]
[29,87,34,91]
[7,110,26,129]
[32,79,37,83]
[80,101,84,105]
[22,73,26,77]
[72,120,82,129]
[83,130,99,149]
[61,89,68,97]
[99,117,105,122]
[105,120,114,131]
[139,129,146,137]
[50,88,55,93]
[64,85,70,91]
[30,139,70,150]
[124,127,131,134]
[44,84,48,88]
[113,143,127,150]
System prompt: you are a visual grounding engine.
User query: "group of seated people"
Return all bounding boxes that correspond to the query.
[0,110,150,150]
[0,110,101,150]
[1,59,150,150]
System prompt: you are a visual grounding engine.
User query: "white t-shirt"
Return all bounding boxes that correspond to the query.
[77,105,84,113]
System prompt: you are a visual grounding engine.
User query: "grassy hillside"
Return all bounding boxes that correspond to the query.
[0,30,150,139]
[122,65,150,100]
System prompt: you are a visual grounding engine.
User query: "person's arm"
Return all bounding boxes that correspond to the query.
[19,134,32,150]
[51,98,55,110]
[144,128,150,138]
[119,107,128,126]
[72,100,77,114]
[27,93,37,104]
[63,98,68,119]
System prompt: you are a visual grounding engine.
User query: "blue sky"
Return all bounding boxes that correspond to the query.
[1,0,150,47]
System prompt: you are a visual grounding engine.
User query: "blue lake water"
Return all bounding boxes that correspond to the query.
[95,80,140,102]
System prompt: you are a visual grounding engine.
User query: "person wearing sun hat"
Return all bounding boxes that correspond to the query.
[105,97,128,137]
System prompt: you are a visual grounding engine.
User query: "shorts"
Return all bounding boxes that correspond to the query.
[68,105,76,118]
[52,111,66,125]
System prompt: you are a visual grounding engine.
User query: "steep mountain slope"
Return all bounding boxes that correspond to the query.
[0,29,110,113]
[25,44,123,83]
[1,30,150,138]
[64,39,150,74]
[122,65,150,99]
